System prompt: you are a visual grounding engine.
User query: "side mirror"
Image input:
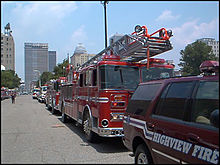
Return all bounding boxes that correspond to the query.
[210,109,219,128]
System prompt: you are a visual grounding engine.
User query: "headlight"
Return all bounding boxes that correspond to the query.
[110,113,124,122]
[101,119,109,128]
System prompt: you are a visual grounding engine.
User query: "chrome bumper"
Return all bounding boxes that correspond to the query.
[95,127,124,137]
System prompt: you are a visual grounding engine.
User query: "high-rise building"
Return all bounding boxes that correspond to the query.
[1,23,15,71]
[70,43,95,68]
[24,43,48,92]
[48,51,56,72]
[197,38,219,57]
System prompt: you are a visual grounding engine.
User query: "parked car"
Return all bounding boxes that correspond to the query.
[123,61,219,164]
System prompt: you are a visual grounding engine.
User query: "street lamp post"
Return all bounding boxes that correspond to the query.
[33,70,41,87]
[101,1,109,49]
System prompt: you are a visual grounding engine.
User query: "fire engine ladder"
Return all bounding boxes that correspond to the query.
[81,26,173,68]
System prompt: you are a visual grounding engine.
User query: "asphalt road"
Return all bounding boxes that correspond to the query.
[1,95,134,164]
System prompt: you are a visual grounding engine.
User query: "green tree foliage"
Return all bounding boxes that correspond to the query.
[53,58,69,79]
[178,41,218,76]
[38,58,69,86]
[39,72,55,86]
[1,70,21,89]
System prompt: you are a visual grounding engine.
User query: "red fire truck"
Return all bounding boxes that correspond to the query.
[45,77,66,114]
[58,25,174,142]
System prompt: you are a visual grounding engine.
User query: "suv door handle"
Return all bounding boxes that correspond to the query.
[147,123,155,131]
[187,133,200,143]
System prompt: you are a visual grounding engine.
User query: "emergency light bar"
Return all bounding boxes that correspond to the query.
[149,58,165,64]
[199,60,219,74]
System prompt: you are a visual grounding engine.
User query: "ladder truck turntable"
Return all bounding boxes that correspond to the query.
[58,25,174,142]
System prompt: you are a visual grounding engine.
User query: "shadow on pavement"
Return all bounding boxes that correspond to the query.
[57,117,129,154]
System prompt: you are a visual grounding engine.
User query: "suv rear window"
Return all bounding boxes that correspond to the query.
[191,81,219,126]
[154,81,195,120]
[126,83,161,116]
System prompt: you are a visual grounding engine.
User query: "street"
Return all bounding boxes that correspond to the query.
[1,95,134,164]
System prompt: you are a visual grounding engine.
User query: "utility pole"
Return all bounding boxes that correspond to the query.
[101,1,109,49]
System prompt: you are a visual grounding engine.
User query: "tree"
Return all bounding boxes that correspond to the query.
[178,41,218,76]
[39,72,55,86]
[53,58,69,79]
[37,58,69,87]
[1,70,21,89]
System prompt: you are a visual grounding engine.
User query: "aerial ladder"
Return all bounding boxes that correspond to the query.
[81,25,173,69]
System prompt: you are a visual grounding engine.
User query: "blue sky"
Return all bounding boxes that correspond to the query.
[1,1,219,81]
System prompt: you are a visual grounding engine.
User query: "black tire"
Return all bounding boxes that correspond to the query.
[61,105,67,123]
[83,111,97,143]
[135,144,153,164]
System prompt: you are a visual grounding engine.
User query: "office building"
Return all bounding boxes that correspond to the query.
[1,23,15,71]
[70,43,95,68]
[25,43,48,92]
[197,38,219,57]
[48,51,56,72]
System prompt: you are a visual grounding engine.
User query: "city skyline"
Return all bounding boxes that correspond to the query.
[1,1,219,81]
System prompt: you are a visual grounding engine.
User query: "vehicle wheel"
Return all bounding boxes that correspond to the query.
[83,111,97,143]
[61,105,67,123]
[135,144,153,164]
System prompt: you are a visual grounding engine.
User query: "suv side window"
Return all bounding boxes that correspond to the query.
[154,81,194,120]
[191,81,219,127]
[126,83,161,116]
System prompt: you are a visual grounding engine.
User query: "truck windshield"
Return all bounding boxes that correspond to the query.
[33,89,40,93]
[42,86,47,91]
[141,67,174,82]
[100,65,140,90]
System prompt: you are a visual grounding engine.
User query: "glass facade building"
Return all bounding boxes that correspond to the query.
[24,43,48,92]
[48,51,56,72]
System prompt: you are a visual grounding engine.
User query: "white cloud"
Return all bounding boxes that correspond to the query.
[11,2,78,35]
[63,25,88,55]
[156,10,180,22]
[71,25,87,42]
[156,17,219,69]
[172,18,219,47]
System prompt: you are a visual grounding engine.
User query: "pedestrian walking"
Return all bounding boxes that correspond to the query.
[11,92,16,104]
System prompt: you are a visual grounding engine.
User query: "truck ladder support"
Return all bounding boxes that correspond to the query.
[147,46,150,69]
